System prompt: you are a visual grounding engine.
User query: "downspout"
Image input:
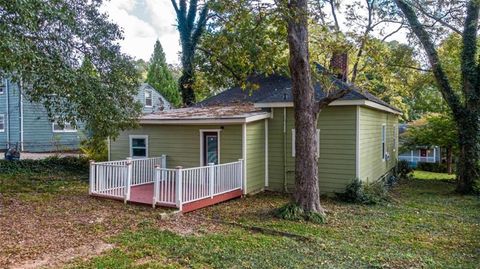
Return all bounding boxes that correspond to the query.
[283,106,288,192]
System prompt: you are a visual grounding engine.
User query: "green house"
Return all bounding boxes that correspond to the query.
[109,73,401,196]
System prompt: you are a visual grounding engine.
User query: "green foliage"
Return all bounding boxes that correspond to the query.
[336,178,389,205]
[146,40,182,107]
[417,162,449,173]
[274,203,326,224]
[0,157,89,175]
[397,160,413,178]
[80,138,108,162]
[401,113,457,152]
[0,0,142,140]
[412,170,456,181]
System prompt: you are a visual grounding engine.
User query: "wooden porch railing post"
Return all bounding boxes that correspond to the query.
[175,166,183,211]
[208,163,215,198]
[161,154,167,168]
[125,157,133,204]
[238,159,244,191]
[153,165,160,208]
[89,160,95,195]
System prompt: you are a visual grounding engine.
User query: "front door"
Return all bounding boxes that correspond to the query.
[203,132,219,165]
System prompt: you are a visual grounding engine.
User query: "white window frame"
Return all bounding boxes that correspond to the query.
[129,135,149,159]
[145,90,153,107]
[292,129,320,158]
[199,129,221,166]
[381,124,386,161]
[0,114,4,132]
[393,124,397,152]
[0,78,5,95]
[52,120,77,133]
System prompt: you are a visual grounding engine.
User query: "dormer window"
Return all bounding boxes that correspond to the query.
[145,90,152,107]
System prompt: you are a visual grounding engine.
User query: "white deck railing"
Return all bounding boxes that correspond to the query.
[89,156,167,202]
[153,160,244,210]
[398,156,437,163]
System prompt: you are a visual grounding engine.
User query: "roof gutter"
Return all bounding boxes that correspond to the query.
[254,100,402,115]
[138,113,271,125]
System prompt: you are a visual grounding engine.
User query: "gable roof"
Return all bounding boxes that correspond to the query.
[198,66,401,114]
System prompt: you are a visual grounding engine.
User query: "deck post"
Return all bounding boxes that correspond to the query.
[89,160,95,195]
[175,166,183,211]
[153,165,160,208]
[161,154,167,168]
[125,157,133,204]
[209,163,215,199]
[238,159,244,192]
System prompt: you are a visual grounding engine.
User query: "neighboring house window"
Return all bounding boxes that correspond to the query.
[292,129,320,158]
[0,114,4,132]
[145,90,153,107]
[130,135,148,158]
[0,79,4,94]
[381,124,386,160]
[52,120,76,133]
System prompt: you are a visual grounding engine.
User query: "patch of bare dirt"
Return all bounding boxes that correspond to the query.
[0,186,222,269]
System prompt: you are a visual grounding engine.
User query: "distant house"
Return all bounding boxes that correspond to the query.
[108,64,402,195]
[0,79,170,152]
[398,123,441,167]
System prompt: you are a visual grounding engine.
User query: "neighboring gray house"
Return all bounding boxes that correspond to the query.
[0,79,171,152]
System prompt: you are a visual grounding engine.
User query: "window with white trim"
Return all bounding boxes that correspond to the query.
[381,124,386,160]
[0,79,4,95]
[130,135,148,158]
[292,129,320,158]
[0,114,4,132]
[393,124,397,151]
[52,120,76,133]
[145,90,153,107]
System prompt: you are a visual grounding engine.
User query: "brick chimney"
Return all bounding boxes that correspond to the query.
[330,52,348,82]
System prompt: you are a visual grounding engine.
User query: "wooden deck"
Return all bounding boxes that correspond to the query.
[126,183,242,212]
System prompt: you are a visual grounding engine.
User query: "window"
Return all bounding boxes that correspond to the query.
[145,90,152,107]
[0,79,4,95]
[52,121,76,133]
[292,129,320,158]
[130,135,148,158]
[393,124,397,151]
[0,114,4,132]
[381,124,386,160]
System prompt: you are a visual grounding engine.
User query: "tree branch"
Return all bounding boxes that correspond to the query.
[197,46,243,82]
[411,0,462,34]
[395,0,464,117]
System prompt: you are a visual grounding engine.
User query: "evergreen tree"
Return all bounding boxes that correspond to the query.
[146,40,181,107]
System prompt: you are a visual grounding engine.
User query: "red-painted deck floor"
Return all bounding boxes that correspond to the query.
[128,183,242,212]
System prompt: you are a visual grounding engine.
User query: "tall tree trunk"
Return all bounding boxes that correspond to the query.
[286,0,324,214]
[446,146,453,175]
[455,115,480,192]
[179,65,196,106]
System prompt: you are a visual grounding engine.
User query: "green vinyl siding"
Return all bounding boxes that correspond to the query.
[268,106,357,194]
[246,120,265,193]
[358,106,399,182]
[110,124,242,169]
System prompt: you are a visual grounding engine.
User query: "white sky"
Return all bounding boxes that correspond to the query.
[101,0,407,65]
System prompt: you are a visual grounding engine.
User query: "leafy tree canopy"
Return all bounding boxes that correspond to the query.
[0,0,142,139]
[146,40,182,107]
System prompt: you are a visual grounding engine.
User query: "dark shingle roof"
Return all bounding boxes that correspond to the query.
[198,65,401,113]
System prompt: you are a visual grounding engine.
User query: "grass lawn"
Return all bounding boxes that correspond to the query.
[412,170,457,181]
[70,171,479,269]
[1,170,478,268]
